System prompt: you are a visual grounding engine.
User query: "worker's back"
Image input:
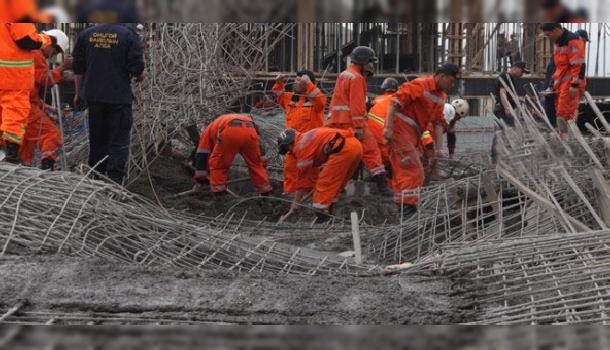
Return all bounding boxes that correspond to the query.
[73,23,144,105]
[0,23,41,90]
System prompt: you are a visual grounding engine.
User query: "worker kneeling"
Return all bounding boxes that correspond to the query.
[192,114,272,196]
[278,127,363,221]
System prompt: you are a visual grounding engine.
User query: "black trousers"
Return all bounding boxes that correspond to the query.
[494,103,515,128]
[87,102,133,183]
[545,94,557,128]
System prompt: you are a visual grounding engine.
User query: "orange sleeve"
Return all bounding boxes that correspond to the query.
[349,76,367,129]
[272,81,289,109]
[8,23,53,49]
[295,138,318,190]
[305,82,327,114]
[567,39,586,85]
[393,81,424,108]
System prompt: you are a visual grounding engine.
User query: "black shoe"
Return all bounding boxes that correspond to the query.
[259,192,274,215]
[400,204,418,219]
[372,174,392,196]
[4,142,20,164]
[315,210,332,223]
[41,158,55,170]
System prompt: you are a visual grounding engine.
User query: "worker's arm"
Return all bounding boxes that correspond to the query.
[306,82,327,113]
[499,87,512,116]
[384,82,423,141]
[272,80,289,110]
[567,39,586,86]
[433,124,445,155]
[194,125,215,183]
[349,76,368,135]
[127,30,145,80]
[9,23,55,51]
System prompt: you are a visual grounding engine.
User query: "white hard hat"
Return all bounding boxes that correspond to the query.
[136,24,145,31]
[43,29,69,54]
[451,98,470,118]
[443,103,456,124]
[41,6,71,23]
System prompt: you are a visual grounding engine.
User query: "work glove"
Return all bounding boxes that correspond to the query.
[354,128,364,140]
[568,86,579,98]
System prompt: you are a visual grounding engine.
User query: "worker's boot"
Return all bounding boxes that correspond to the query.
[259,192,274,215]
[41,158,56,171]
[4,142,21,165]
[400,204,418,220]
[372,174,392,196]
[315,210,332,223]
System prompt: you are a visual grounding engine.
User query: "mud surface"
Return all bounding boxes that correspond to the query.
[127,149,401,226]
[0,256,473,325]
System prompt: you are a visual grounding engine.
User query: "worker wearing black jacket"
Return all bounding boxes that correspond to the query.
[73,24,145,184]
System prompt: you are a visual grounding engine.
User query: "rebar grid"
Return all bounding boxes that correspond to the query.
[409,230,610,324]
[61,24,295,180]
[0,164,377,276]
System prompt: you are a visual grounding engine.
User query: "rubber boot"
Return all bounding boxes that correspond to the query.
[259,192,274,215]
[372,174,392,196]
[315,210,332,223]
[400,204,418,220]
[41,158,55,171]
[107,170,125,185]
[4,142,21,164]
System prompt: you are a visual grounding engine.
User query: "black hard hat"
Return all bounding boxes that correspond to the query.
[297,69,316,84]
[380,78,399,92]
[575,29,590,42]
[436,63,461,78]
[350,46,378,65]
[512,61,531,74]
[278,129,297,155]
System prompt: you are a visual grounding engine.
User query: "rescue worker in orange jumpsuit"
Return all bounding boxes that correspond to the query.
[0,0,53,22]
[192,114,272,197]
[326,46,391,195]
[20,29,72,169]
[272,69,327,194]
[0,23,57,163]
[384,64,460,215]
[541,23,586,139]
[277,127,363,221]
[367,77,399,169]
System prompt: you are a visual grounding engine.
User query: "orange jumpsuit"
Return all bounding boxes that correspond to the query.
[0,0,51,22]
[273,80,327,193]
[389,76,447,205]
[552,30,586,121]
[326,64,385,177]
[0,23,53,146]
[194,114,272,194]
[367,93,393,165]
[19,50,63,165]
[292,127,363,211]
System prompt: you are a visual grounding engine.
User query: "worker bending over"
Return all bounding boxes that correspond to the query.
[20,29,72,169]
[367,77,399,168]
[542,23,586,139]
[277,127,363,221]
[193,114,272,196]
[326,46,391,194]
[273,69,327,194]
[384,64,460,215]
[0,23,57,164]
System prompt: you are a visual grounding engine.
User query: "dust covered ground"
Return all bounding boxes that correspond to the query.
[0,149,478,325]
[127,148,401,226]
[0,255,473,325]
